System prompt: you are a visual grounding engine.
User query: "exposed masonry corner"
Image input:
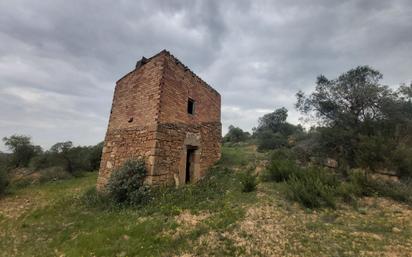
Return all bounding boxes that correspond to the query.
[97,50,222,191]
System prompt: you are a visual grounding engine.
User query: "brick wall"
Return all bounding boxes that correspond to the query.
[108,55,164,130]
[150,122,221,185]
[151,52,222,185]
[96,126,157,190]
[97,50,221,190]
[96,54,164,190]
[158,53,221,124]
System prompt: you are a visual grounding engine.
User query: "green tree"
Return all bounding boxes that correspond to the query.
[296,66,412,175]
[2,135,42,167]
[0,151,10,194]
[89,142,104,171]
[50,141,78,173]
[254,107,303,150]
[223,125,250,143]
[296,66,394,128]
[49,141,102,173]
[257,107,288,133]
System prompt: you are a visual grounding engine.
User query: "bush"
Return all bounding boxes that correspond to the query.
[81,187,114,209]
[262,159,300,182]
[240,169,258,192]
[256,131,288,151]
[337,172,370,204]
[261,150,300,182]
[0,168,9,195]
[11,166,73,188]
[292,145,311,165]
[391,147,412,179]
[368,179,412,205]
[286,168,338,209]
[338,181,358,204]
[29,154,53,171]
[107,159,150,205]
[223,125,250,143]
[38,166,72,183]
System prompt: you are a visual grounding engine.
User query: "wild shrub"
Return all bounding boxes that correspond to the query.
[337,170,412,205]
[28,155,45,171]
[256,131,288,151]
[223,125,250,143]
[292,145,311,165]
[391,147,412,179]
[347,171,373,196]
[11,166,73,188]
[81,187,114,209]
[0,168,9,195]
[38,166,72,183]
[338,181,358,204]
[261,150,300,182]
[262,159,300,182]
[107,159,150,205]
[12,177,33,189]
[240,169,258,192]
[337,172,369,204]
[286,167,338,209]
[368,179,412,205]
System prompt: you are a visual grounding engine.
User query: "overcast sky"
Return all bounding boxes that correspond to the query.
[1,0,412,151]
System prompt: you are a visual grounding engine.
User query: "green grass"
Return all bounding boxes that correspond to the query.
[1,144,412,256]
[219,144,264,168]
[0,167,257,257]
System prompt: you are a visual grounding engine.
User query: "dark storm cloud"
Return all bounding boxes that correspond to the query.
[1,0,411,150]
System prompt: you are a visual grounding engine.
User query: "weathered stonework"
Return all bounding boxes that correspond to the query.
[97,50,221,191]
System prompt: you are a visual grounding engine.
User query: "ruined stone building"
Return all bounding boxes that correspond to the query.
[97,50,221,190]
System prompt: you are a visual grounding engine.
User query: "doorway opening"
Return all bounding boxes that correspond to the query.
[185,147,197,183]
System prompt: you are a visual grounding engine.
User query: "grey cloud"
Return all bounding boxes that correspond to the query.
[1,0,412,150]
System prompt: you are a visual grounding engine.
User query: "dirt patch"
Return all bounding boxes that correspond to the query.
[0,194,40,220]
[230,204,290,256]
[191,203,293,256]
[164,210,210,242]
[359,197,412,224]
[187,190,412,256]
[176,210,210,227]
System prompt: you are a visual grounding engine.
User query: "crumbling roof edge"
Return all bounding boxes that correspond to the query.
[115,50,220,97]
[160,50,220,97]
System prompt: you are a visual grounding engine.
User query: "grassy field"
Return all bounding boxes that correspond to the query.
[1,145,412,257]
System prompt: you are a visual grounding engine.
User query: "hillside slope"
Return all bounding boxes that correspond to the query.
[1,145,411,257]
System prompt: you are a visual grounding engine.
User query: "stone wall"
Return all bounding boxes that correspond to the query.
[158,52,221,125]
[151,52,221,185]
[96,126,157,190]
[97,50,221,191]
[96,54,164,191]
[108,55,164,130]
[149,122,221,186]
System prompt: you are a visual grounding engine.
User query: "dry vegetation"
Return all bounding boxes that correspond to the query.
[1,144,412,257]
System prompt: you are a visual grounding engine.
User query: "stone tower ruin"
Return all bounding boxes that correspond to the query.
[97,50,221,190]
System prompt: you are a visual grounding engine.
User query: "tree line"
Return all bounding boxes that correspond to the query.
[0,136,103,194]
[224,66,412,180]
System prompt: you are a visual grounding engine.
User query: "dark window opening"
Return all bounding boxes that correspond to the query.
[187,98,195,114]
